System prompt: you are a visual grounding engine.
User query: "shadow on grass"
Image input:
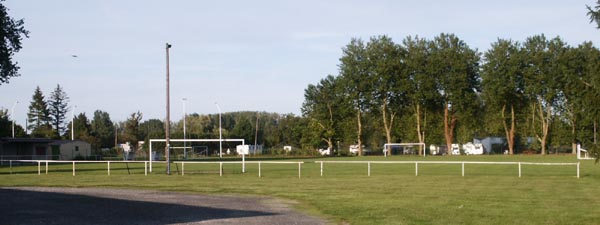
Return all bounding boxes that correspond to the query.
[0,188,276,225]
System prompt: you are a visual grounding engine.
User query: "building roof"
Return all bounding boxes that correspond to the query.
[0,138,54,144]
[50,140,90,145]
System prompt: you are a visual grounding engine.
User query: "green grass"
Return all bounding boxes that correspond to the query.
[1,155,599,225]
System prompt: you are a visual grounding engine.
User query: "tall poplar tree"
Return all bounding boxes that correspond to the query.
[366,36,408,151]
[339,38,372,156]
[482,39,526,154]
[429,33,481,154]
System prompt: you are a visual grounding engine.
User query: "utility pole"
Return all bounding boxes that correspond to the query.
[11,100,18,138]
[254,112,259,156]
[165,43,172,175]
[182,98,187,159]
[215,102,222,158]
[71,105,76,140]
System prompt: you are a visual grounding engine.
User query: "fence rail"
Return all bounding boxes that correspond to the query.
[175,161,304,178]
[1,160,151,176]
[315,161,580,178]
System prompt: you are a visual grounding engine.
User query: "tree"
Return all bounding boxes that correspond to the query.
[27,86,53,138]
[65,112,96,143]
[0,108,25,137]
[523,35,566,155]
[587,1,600,29]
[121,111,143,150]
[91,110,115,149]
[403,36,441,154]
[140,118,165,151]
[0,1,29,85]
[302,75,346,153]
[339,38,372,156]
[429,33,481,154]
[482,39,526,154]
[48,84,69,138]
[366,36,408,152]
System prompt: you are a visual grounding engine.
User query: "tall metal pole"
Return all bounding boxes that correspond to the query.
[71,105,76,140]
[165,43,172,175]
[254,112,259,156]
[215,102,222,158]
[182,98,187,159]
[11,101,18,138]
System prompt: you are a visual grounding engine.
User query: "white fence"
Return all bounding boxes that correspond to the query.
[315,161,580,178]
[176,161,304,178]
[2,160,152,176]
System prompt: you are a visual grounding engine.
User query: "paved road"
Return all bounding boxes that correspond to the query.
[0,187,326,225]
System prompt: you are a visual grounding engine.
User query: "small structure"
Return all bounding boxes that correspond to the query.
[462,142,484,155]
[249,144,263,155]
[51,140,92,160]
[451,144,461,155]
[283,146,292,152]
[473,137,506,154]
[318,148,331,156]
[349,145,370,155]
[0,138,54,160]
[0,138,91,160]
[236,145,250,155]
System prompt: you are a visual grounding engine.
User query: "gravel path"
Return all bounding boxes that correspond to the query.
[0,187,326,225]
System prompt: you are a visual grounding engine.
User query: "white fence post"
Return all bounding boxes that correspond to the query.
[219,162,223,177]
[108,161,110,175]
[258,162,261,178]
[320,161,323,177]
[37,161,40,175]
[577,162,580,178]
[45,161,48,174]
[72,161,75,176]
[518,162,521,178]
[368,161,371,177]
[462,162,465,177]
[144,161,147,176]
[415,162,418,176]
[298,162,301,179]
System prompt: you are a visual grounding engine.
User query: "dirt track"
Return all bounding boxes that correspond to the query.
[0,187,326,225]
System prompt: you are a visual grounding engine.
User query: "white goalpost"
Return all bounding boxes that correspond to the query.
[149,138,245,172]
[577,144,595,160]
[383,143,426,157]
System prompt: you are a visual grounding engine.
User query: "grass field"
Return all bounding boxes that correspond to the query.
[1,155,599,225]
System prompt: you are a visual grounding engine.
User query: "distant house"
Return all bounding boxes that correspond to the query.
[0,138,54,160]
[0,138,92,160]
[473,137,506,154]
[51,140,92,160]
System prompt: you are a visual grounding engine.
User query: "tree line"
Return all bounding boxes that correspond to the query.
[302,33,600,156]
[5,33,600,157]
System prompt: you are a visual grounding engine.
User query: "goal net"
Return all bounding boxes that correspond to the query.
[383,143,426,157]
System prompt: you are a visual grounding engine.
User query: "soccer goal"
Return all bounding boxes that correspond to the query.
[383,143,426,157]
[148,138,246,172]
[577,144,595,160]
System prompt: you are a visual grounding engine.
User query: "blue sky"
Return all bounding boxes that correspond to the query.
[0,0,599,127]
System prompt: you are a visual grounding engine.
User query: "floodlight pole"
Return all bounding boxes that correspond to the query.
[11,100,18,138]
[165,42,172,175]
[71,105,76,140]
[182,98,187,159]
[215,102,222,158]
